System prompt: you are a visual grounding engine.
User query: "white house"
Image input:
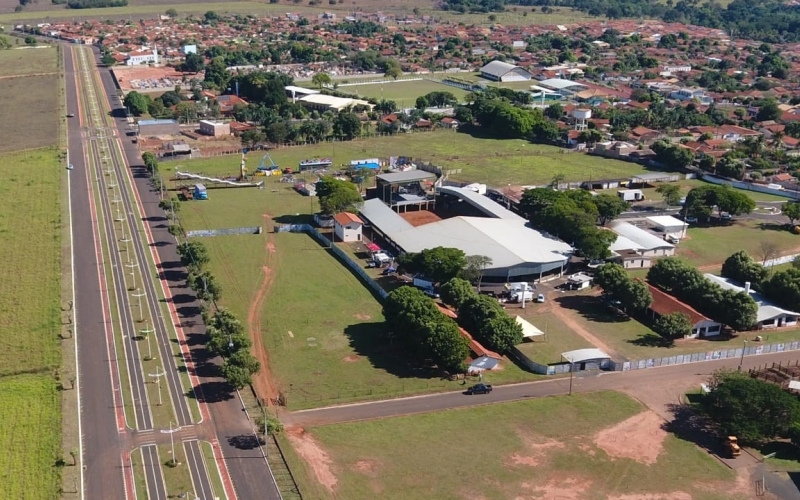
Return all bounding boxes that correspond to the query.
[705,274,800,330]
[182,45,197,55]
[126,48,159,66]
[333,212,363,242]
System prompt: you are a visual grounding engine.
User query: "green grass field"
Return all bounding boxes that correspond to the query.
[514,311,593,364]
[339,80,469,108]
[177,131,646,187]
[291,391,740,500]
[0,47,58,77]
[678,219,800,267]
[0,147,62,500]
[0,375,61,500]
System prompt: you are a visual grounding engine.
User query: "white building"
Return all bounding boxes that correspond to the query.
[126,48,159,66]
[297,93,372,112]
[647,215,687,239]
[333,212,363,242]
[608,221,675,256]
[479,60,531,82]
[182,45,197,55]
[199,120,231,137]
[705,274,800,330]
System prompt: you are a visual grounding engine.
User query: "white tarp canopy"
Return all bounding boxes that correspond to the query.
[516,316,545,338]
[789,380,800,392]
[561,348,610,363]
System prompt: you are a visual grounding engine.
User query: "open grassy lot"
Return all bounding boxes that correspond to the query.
[514,311,593,364]
[178,131,646,187]
[340,79,469,107]
[677,219,800,267]
[0,374,61,500]
[288,391,741,500]
[554,291,800,361]
[0,46,58,77]
[0,70,60,152]
[0,148,62,499]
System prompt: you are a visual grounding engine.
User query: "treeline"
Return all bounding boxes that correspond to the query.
[442,0,800,42]
[648,258,757,331]
[144,152,260,390]
[66,0,128,8]
[723,250,800,313]
[518,188,628,260]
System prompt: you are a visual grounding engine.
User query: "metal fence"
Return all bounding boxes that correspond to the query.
[186,226,262,237]
[275,223,388,301]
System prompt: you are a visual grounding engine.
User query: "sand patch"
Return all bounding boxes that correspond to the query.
[594,410,667,465]
[607,494,692,500]
[354,312,372,320]
[286,428,338,492]
[578,443,597,456]
[507,432,566,468]
[518,477,592,500]
[342,355,360,363]
[267,241,276,253]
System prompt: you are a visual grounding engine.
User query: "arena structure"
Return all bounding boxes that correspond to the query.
[359,185,573,280]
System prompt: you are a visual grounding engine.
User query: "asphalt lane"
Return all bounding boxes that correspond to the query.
[88,48,282,500]
[65,44,128,500]
[289,349,800,427]
[141,445,168,500]
[184,440,215,500]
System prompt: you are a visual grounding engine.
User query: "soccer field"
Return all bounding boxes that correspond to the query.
[339,79,470,107]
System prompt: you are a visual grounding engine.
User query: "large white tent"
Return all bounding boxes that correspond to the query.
[516,316,545,339]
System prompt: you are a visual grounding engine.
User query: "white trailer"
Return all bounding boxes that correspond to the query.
[617,189,644,202]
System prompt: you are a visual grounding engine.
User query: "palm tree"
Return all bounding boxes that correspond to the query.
[311,72,332,89]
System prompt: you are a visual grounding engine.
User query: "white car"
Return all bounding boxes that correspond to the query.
[67,163,74,170]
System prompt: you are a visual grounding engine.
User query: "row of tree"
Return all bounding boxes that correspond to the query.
[383,287,470,373]
[518,188,629,260]
[721,249,800,314]
[174,231,260,389]
[440,278,524,353]
[683,185,756,220]
[648,258,758,331]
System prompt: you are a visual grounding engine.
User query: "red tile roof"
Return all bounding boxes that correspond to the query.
[437,304,502,360]
[333,212,363,225]
[646,284,710,326]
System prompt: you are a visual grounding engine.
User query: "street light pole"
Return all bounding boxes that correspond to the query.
[738,339,748,371]
[568,360,575,396]
[160,422,181,464]
[148,366,164,406]
[133,291,146,322]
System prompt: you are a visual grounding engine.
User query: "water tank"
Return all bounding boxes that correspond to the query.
[573,108,592,120]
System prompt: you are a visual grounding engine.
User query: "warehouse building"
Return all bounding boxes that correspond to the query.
[705,274,800,330]
[297,93,373,112]
[137,118,180,136]
[360,187,572,280]
[479,60,532,82]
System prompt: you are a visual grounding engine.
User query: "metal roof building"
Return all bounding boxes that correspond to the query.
[479,60,532,82]
[359,193,572,279]
[704,274,800,329]
[608,221,675,256]
[438,186,525,221]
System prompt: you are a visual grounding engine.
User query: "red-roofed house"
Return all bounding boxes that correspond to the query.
[333,212,363,242]
[646,284,722,338]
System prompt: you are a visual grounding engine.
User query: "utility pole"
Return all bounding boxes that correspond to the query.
[140,321,155,360]
[148,366,165,406]
[133,291,146,322]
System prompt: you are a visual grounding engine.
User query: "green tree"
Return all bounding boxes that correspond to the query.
[221,350,261,389]
[655,184,682,206]
[315,176,362,215]
[595,263,629,298]
[183,52,204,73]
[756,99,781,122]
[384,65,402,80]
[203,56,231,90]
[311,71,332,89]
[462,254,493,289]
[176,240,210,270]
[721,250,768,287]
[332,112,361,140]
[653,312,692,340]
[652,140,695,170]
[426,315,470,373]
[403,247,467,284]
[165,7,178,18]
[240,129,265,148]
[458,294,522,353]
[101,52,116,66]
[761,268,800,312]
[187,270,222,303]
[593,194,629,226]
[783,202,800,225]
[440,278,476,310]
[701,370,800,443]
[141,151,159,174]
[123,91,150,116]
[544,102,564,120]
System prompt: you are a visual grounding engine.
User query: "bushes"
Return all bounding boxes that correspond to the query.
[647,258,757,331]
[721,250,768,287]
[457,293,522,354]
[594,263,653,313]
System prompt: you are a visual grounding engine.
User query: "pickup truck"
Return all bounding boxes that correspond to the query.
[467,383,493,395]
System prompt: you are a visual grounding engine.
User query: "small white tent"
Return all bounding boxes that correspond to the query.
[516,316,545,339]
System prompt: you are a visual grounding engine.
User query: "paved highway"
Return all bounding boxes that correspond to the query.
[80,45,283,499]
[141,445,168,500]
[65,43,129,500]
[288,348,800,427]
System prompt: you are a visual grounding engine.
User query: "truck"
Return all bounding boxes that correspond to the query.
[724,436,741,458]
[509,291,535,303]
[413,276,436,290]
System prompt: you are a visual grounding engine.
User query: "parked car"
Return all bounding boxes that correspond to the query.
[685,216,698,224]
[66,113,75,118]
[422,288,440,299]
[467,383,493,395]
[536,294,546,303]
[720,212,732,221]
[67,163,74,170]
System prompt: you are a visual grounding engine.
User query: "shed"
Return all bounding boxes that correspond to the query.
[566,272,593,290]
[561,348,611,370]
[193,183,208,200]
[468,355,500,373]
[647,215,687,238]
[333,212,363,242]
[199,120,231,137]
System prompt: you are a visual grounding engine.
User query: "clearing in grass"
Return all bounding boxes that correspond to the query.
[287,391,743,500]
[0,48,59,153]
